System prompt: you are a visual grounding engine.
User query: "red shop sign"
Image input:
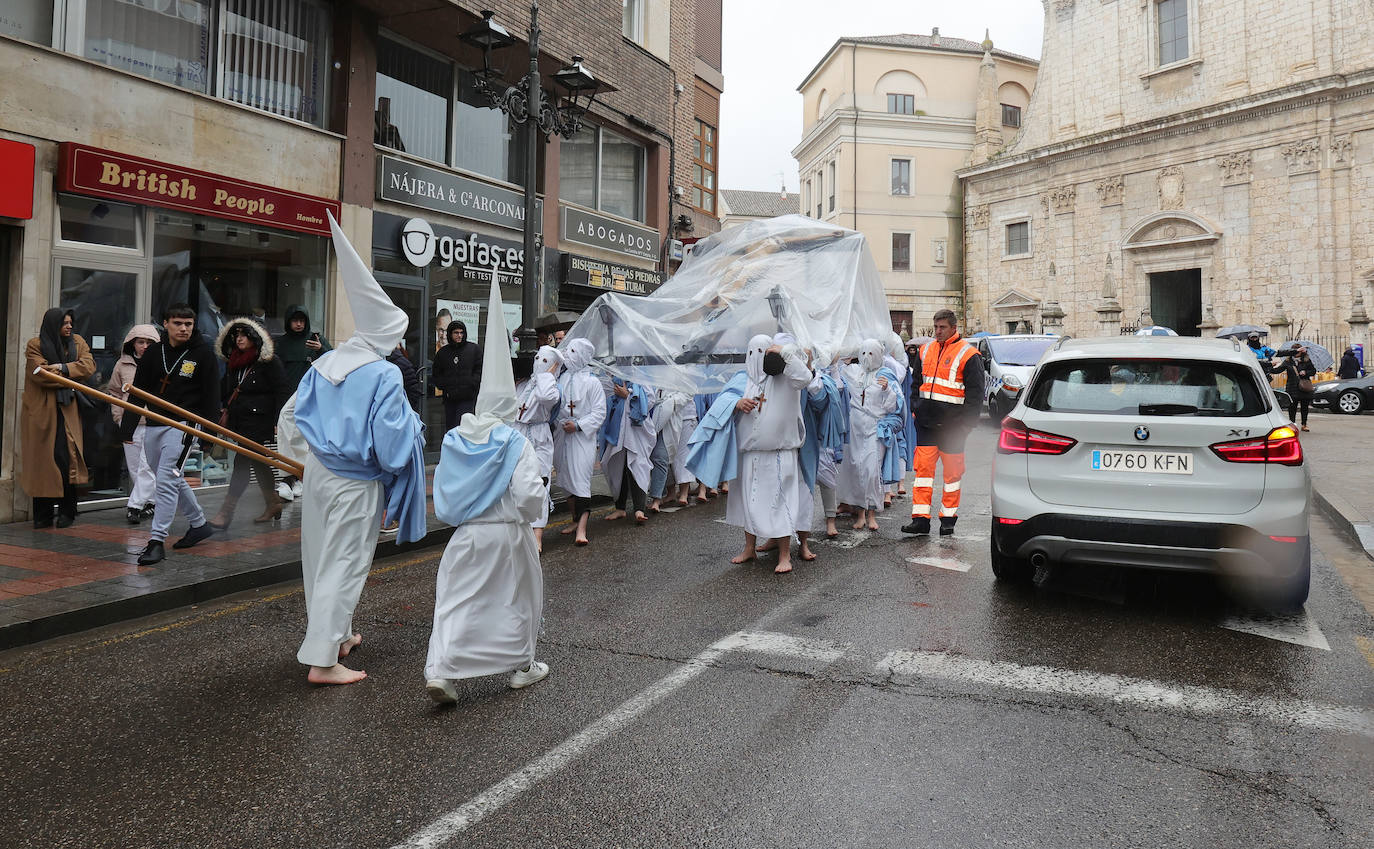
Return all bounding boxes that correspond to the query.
[57,143,339,237]
[0,138,37,220]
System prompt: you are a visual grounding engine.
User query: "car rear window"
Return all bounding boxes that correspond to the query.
[987,337,1057,367]
[1025,358,1268,417]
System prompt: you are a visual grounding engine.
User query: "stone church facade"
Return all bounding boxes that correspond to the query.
[959,0,1374,350]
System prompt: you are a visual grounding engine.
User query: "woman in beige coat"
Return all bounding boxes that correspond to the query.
[21,308,96,528]
[108,323,161,524]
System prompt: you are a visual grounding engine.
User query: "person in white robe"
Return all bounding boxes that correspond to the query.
[425,275,549,704]
[600,378,656,523]
[667,390,698,506]
[883,332,911,507]
[276,213,426,686]
[552,338,607,545]
[724,334,812,574]
[647,387,694,511]
[514,345,562,551]
[837,339,897,531]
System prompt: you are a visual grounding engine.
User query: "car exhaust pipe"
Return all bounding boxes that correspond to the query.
[1029,551,1052,586]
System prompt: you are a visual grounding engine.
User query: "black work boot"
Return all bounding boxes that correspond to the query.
[939,516,957,536]
[137,540,166,566]
[901,517,931,535]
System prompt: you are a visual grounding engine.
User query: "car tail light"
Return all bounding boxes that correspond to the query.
[996,517,1024,525]
[1209,426,1304,466]
[997,417,1077,455]
[1268,535,1299,543]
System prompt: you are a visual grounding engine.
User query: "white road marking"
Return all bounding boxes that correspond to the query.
[877,650,1374,737]
[393,583,854,848]
[1219,611,1331,651]
[905,557,974,572]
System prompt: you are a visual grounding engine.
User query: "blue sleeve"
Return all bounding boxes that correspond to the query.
[370,372,427,543]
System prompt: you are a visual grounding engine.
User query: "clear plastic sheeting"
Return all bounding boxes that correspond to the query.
[560,215,890,395]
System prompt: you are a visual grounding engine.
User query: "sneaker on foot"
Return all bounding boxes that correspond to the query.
[276,481,295,502]
[509,661,550,689]
[137,540,166,566]
[426,678,458,705]
[291,480,304,499]
[901,517,931,535]
[126,507,143,525]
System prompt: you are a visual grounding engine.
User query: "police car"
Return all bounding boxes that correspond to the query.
[975,334,1060,419]
[990,336,1311,609]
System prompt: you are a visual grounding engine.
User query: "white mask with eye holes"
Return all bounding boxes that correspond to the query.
[745,334,772,385]
[533,345,563,375]
[858,339,884,374]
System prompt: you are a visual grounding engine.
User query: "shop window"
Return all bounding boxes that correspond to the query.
[891,233,911,271]
[887,93,915,115]
[58,195,141,250]
[1001,104,1021,128]
[82,0,213,94]
[559,125,646,223]
[692,119,716,215]
[891,159,911,196]
[0,0,54,45]
[152,210,327,345]
[219,0,331,126]
[375,34,453,164]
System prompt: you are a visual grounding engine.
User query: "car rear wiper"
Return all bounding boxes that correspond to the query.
[1138,403,1199,415]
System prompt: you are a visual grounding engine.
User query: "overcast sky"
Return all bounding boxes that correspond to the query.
[719,0,1045,194]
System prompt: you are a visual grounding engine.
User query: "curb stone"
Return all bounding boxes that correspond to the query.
[1312,481,1374,563]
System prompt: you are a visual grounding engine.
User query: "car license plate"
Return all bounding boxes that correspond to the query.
[1091,450,1193,475]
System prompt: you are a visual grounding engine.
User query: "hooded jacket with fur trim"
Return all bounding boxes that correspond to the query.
[216,317,290,443]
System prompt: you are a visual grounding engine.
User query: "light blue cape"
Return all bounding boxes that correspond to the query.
[434,425,528,526]
[684,372,748,489]
[875,367,910,486]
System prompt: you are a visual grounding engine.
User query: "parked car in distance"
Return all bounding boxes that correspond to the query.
[1311,373,1374,414]
[976,334,1061,419]
[990,336,1311,610]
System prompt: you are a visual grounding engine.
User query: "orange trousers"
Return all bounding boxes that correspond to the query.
[911,446,965,519]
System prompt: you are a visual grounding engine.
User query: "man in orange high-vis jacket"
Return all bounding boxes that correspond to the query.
[901,309,984,536]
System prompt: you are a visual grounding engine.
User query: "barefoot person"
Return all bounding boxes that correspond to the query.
[552,338,606,545]
[688,335,812,574]
[425,276,550,705]
[513,345,563,552]
[277,213,426,686]
[600,377,655,524]
[798,342,846,560]
[838,340,897,532]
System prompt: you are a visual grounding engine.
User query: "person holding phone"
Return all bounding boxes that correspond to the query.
[274,306,331,500]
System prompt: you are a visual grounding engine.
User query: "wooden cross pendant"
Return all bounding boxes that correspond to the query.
[861,388,866,405]
[519,402,528,418]
[754,391,766,413]
[159,373,172,394]
[567,399,577,417]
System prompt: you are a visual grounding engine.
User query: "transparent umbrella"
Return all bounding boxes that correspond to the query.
[1277,340,1334,371]
[1216,324,1268,339]
[1135,325,1178,336]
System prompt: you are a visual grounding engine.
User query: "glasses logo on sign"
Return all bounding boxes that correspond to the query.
[400,218,437,266]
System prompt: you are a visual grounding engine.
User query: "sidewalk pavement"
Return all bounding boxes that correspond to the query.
[1296,409,1374,561]
[0,467,613,651]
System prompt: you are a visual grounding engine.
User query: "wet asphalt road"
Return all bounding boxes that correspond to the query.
[2,425,1372,849]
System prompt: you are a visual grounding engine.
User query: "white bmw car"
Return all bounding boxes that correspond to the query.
[990,336,1311,609]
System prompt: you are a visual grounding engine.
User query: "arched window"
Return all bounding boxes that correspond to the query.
[874,70,926,114]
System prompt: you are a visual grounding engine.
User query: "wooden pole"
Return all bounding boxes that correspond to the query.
[122,383,297,470]
[34,368,304,478]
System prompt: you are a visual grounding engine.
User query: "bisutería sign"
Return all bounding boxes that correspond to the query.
[377,154,541,235]
[561,205,660,261]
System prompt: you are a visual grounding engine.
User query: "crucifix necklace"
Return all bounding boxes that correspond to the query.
[160,345,189,395]
[567,399,577,418]
[754,390,766,413]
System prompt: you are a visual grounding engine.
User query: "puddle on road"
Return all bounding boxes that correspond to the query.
[905,556,974,572]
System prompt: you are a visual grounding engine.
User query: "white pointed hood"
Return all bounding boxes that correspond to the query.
[314,211,410,385]
[745,334,772,384]
[562,338,594,373]
[456,272,518,443]
[858,338,884,373]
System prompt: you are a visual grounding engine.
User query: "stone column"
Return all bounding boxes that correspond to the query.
[1268,299,1291,346]
[1348,291,1370,365]
[1197,302,1220,337]
[969,33,1004,166]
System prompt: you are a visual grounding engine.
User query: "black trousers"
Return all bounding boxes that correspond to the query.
[443,397,476,433]
[614,471,647,513]
[1288,396,1311,425]
[36,408,79,521]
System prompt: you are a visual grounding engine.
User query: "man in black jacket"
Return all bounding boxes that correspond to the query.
[432,321,482,432]
[387,343,423,412]
[120,303,222,565]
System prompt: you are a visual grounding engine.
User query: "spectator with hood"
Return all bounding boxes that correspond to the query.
[432,320,482,432]
[274,305,330,500]
[21,308,97,528]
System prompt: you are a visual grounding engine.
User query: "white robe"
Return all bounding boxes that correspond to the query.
[725,351,811,539]
[425,440,546,681]
[552,369,607,498]
[514,373,560,528]
[601,385,657,496]
[652,390,697,486]
[837,365,897,510]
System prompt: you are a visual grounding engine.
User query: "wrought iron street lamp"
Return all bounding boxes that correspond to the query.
[461,4,614,356]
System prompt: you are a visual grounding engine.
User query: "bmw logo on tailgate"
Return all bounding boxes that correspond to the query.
[1134,426,1150,442]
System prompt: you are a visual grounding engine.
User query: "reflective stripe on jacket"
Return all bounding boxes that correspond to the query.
[918,336,978,405]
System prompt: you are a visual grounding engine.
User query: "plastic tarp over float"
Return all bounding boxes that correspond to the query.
[560,215,890,395]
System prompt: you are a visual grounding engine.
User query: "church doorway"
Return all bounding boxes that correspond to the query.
[1149,269,1202,336]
